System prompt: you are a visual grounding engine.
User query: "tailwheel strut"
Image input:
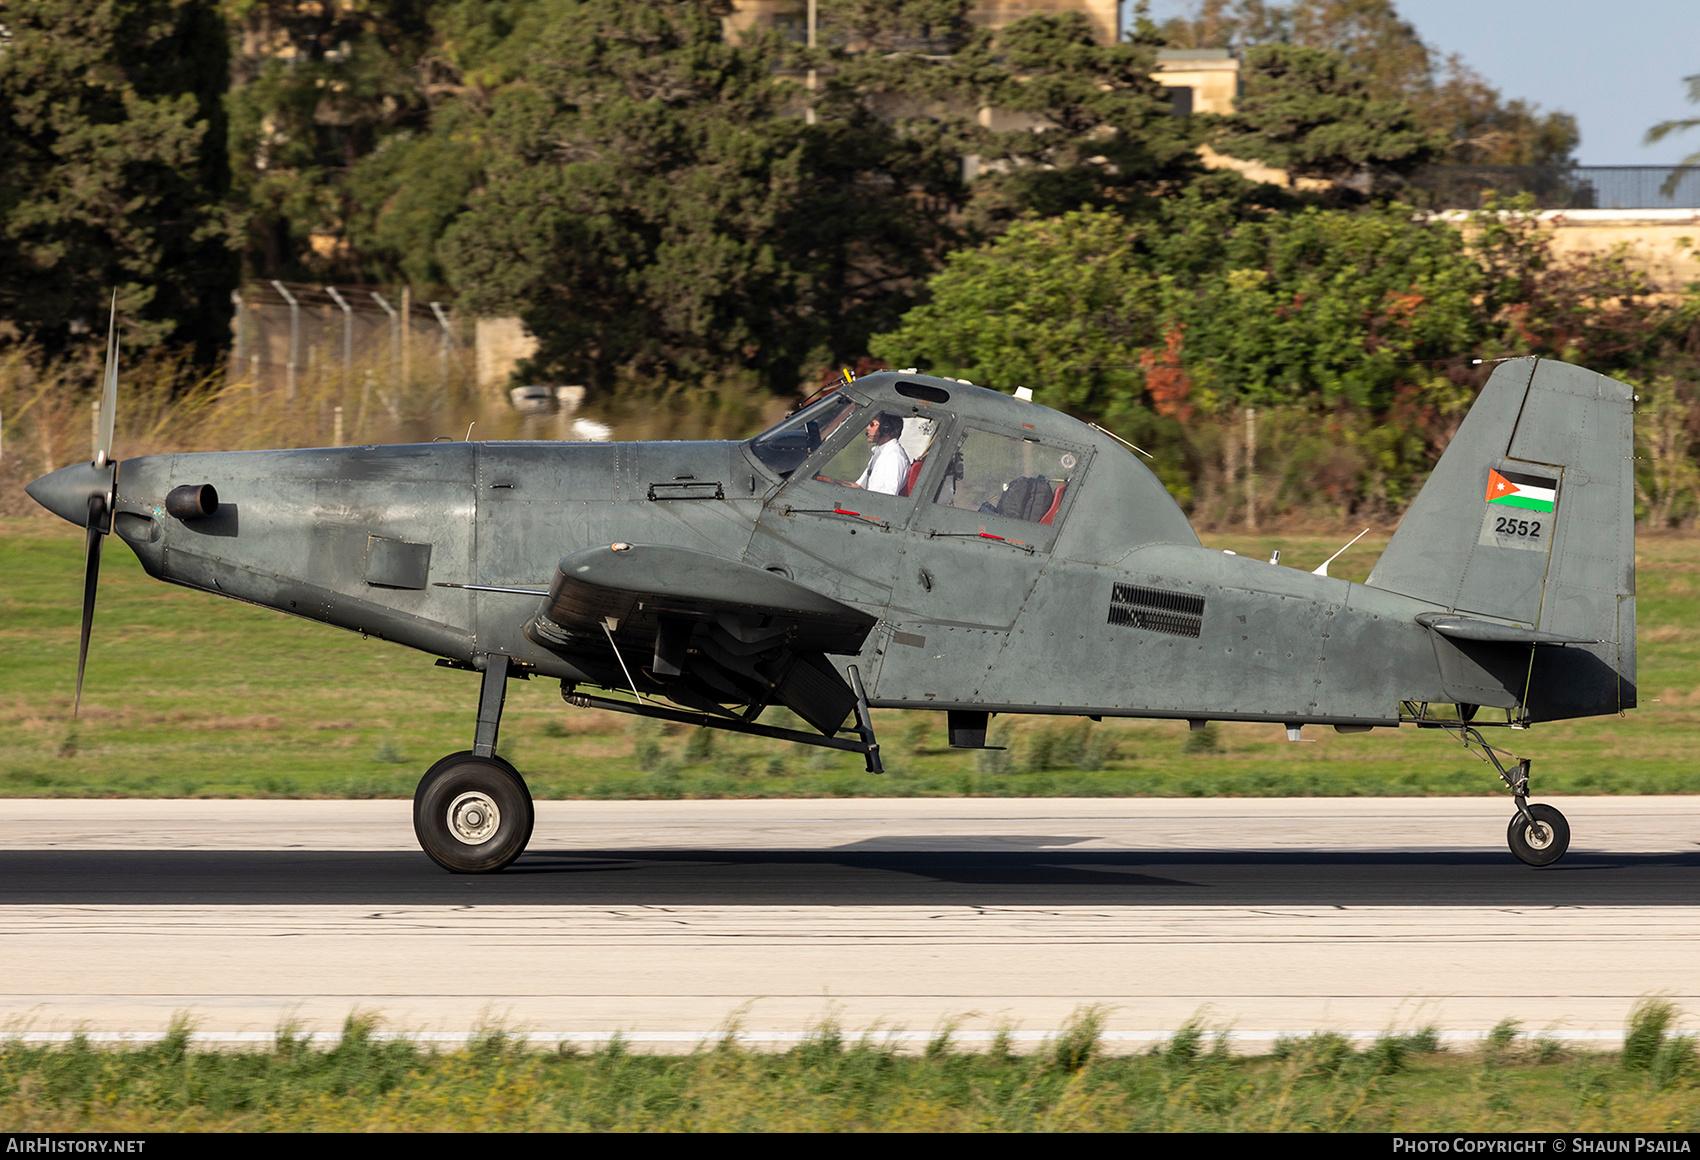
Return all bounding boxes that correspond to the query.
[1439,722,1571,868]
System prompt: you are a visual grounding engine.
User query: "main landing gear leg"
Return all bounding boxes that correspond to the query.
[1466,728,1570,868]
[413,654,536,873]
[846,665,882,775]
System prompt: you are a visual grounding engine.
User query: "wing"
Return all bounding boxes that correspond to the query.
[526,543,878,735]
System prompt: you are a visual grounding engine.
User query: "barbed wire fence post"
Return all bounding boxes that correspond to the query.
[369,291,401,434]
[271,280,299,402]
[230,289,245,385]
[324,285,354,392]
[429,301,453,392]
[400,284,412,389]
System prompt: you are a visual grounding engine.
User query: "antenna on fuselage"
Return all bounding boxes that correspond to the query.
[1312,529,1370,578]
[1089,422,1155,460]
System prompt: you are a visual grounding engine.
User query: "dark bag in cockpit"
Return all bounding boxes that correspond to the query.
[995,476,1055,523]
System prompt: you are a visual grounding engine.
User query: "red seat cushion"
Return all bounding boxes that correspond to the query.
[1039,481,1066,525]
[900,457,925,498]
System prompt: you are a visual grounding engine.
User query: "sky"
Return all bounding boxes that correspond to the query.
[1136,1,1699,165]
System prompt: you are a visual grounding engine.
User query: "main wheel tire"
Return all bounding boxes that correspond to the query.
[1507,803,1570,867]
[414,751,534,873]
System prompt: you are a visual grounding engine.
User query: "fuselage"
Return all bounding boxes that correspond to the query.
[82,373,1473,730]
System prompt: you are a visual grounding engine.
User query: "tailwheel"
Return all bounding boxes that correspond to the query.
[1506,803,1569,867]
[413,751,535,873]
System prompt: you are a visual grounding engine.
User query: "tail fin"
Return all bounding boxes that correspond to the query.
[1366,357,1635,720]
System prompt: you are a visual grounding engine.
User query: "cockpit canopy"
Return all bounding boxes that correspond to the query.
[744,372,1199,559]
[748,391,861,477]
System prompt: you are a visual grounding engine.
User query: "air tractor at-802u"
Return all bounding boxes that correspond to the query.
[28,316,1635,872]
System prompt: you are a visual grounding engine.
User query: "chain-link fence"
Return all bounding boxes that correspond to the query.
[230,281,472,398]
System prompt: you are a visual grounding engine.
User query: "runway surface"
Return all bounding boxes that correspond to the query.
[2,797,1697,1049]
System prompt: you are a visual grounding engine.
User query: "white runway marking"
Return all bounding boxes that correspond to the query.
[3,794,1697,851]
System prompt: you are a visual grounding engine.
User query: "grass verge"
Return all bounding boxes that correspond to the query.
[3,1007,1697,1131]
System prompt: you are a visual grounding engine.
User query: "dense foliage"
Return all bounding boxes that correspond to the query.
[435,1,1212,390]
[439,1,973,391]
[0,0,235,359]
[873,195,1700,522]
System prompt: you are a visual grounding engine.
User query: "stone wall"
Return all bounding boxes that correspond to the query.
[1437,209,1700,296]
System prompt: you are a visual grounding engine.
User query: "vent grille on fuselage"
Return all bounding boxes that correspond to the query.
[1108,583,1205,638]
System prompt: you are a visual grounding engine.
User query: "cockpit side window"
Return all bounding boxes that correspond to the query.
[748,394,862,477]
[935,428,1080,525]
[811,413,945,497]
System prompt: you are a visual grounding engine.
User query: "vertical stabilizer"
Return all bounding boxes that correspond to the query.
[1366,358,1635,719]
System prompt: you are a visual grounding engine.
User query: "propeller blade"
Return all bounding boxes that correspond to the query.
[74,495,106,719]
[96,294,118,467]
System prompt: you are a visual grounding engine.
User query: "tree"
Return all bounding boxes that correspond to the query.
[870,199,1488,518]
[0,0,235,359]
[1423,56,1577,167]
[954,10,1205,231]
[1158,0,1428,92]
[343,102,486,289]
[816,0,978,53]
[811,5,1208,237]
[868,208,1159,414]
[442,0,961,393]
[1175,200,1481,409]
[223,0,442,283]
[1646,73,1700,192]
[1160,0,1578,167]
[1283,0,1429,95]
[1212,43,1437,192]
[871,199,1483,415]
[1470,195,1673,371]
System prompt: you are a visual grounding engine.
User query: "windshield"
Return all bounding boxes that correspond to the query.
[747,393,863,477]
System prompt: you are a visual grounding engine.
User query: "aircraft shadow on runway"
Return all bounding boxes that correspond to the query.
[3,846,1699,906]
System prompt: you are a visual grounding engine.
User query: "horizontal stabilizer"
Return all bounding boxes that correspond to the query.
[1415,613,1595,646]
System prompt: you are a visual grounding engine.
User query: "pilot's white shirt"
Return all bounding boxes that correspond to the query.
[856,438,911,495]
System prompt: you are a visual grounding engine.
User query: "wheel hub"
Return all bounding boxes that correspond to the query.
[447,791,501,845]
[1522,820,1554,850]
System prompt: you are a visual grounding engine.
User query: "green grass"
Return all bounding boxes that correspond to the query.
[2,517,1696,799]
[3,1008,1697,1131]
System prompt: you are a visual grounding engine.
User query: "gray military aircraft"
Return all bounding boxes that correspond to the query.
[27,321,1634,873]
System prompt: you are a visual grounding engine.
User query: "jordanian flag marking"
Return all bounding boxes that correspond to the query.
[1486,468,1557,513]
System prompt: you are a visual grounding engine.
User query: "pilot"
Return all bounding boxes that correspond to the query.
[852,412,911,495]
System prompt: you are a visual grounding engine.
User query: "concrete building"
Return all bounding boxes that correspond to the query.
[1152,46,1240,115]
